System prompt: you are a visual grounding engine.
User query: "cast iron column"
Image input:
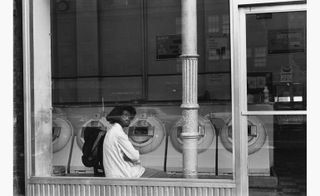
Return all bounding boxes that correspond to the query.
[180,0,199,178]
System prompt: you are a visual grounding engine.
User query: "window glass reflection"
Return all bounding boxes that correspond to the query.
[52,0,231,104]
[51,0,232,178]
[247,115,306,195]
[246,11,306,110]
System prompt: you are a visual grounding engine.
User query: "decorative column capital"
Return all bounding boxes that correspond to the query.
[180,54,199,58]
[180,103,199,109]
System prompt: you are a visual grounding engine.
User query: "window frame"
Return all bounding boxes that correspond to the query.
[230,1,307,195]
[23,0,236,183]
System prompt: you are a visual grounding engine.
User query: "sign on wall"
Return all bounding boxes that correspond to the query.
[268,28,305,54]
[207,33,229,60]
[156,34,181,60]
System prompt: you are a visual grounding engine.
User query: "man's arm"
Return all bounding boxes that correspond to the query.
[118,133,140,163]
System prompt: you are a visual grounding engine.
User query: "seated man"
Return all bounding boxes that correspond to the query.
[103,105,168,178]
[103,105,143,178]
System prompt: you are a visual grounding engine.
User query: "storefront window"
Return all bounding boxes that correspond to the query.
[51,0,233,178]
[246,11,306,111]
[243,9,306,196]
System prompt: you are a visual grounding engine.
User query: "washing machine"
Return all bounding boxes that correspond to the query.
[127,107,167,171]
[64,107,112,174]
[166,114,217,173]
[52,109,74,175]
[201,103,274,176]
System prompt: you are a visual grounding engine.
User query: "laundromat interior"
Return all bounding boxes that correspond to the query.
[14,0,307,196]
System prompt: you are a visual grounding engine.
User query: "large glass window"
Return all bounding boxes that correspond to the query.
[243,10,306,196]
[246,11,306,111]
[51,0,232,179]
[52,0,231,104]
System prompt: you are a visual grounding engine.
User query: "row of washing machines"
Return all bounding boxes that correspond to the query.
[52,104,273,176]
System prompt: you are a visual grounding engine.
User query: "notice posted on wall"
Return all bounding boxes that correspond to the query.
[207,33,229,60]
[156,34,181,60]
[268,28,305,54]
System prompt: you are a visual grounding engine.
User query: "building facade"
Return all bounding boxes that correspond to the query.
[15,0,307,195]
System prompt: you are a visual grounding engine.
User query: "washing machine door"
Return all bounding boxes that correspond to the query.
[128,115,165,154]
[170,116,215,154]
[76,118,112,149]
[52,117,73,153]
[220,116,267,155]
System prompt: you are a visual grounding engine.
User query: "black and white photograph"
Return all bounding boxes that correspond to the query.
[7,0,320,195]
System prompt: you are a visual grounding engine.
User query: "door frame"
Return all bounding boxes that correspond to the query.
[229,1,307,195]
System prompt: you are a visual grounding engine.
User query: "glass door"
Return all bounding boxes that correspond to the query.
[238,3,306,196]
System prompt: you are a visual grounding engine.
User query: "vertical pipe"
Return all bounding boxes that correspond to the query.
[142,0,148,100]
[180,0,199,178]
[22,0,32,192]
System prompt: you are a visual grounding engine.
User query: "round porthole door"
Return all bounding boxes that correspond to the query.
[170,115,215,154]
[128,115,165,154]
[52,117,73,153]
[220,116,267,155]
[76,118,111,149]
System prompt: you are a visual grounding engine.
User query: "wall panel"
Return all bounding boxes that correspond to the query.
[28,178,235,196]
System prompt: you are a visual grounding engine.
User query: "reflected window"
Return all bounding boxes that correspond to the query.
[246,11,306,110]
[51,0,232,179]
[52,0,231,104]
